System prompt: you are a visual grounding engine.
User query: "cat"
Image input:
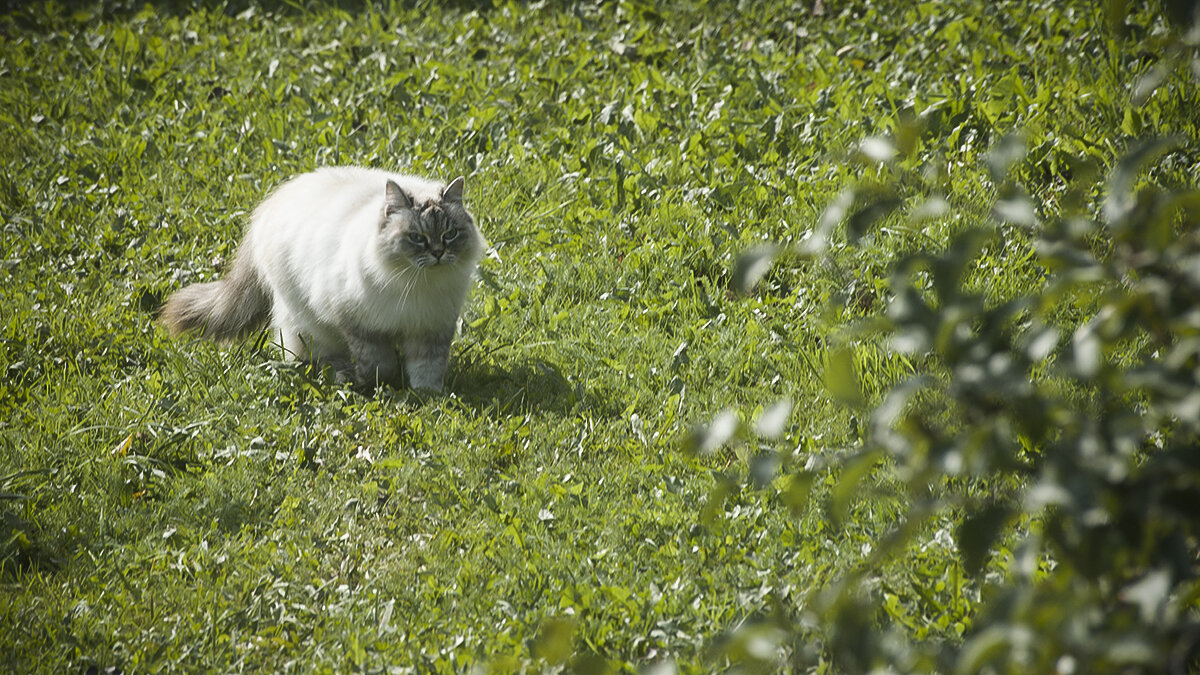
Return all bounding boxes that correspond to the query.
[160,167,485,392]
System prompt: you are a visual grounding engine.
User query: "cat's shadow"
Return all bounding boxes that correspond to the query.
[255,342,612,418]
[444,356,617,418]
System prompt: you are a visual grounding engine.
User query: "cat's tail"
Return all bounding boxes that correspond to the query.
[160,248,270,341]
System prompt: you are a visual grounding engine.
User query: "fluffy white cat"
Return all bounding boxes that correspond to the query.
[161,167,485,391]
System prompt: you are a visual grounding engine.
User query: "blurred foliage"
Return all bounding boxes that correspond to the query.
[707,3,1200,671]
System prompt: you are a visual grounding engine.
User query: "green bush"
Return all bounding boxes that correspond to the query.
[704,8,1200,671]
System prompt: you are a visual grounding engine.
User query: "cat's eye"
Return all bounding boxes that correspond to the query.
[408,233,427,245]
[443,229,459,243]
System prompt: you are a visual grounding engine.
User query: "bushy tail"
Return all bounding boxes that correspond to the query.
[160,249,270,341]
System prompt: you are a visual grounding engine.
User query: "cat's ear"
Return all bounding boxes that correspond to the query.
[442,176,465,204]
[385,180,413,216]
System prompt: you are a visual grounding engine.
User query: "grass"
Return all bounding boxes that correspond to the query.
[1,0,1197,671]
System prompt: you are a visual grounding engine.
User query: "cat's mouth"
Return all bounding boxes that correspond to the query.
[416,253,458,268]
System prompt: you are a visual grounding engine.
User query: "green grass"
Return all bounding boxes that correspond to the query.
[1,0,1196,671]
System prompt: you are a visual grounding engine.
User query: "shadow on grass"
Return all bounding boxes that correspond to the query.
[276,349,618,418]
[0,508,64,581]
[448,356,619,419]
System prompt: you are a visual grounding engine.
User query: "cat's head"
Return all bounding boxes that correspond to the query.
[378,176,483,270]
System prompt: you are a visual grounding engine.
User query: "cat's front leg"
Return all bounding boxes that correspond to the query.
[344,331,401,390]
[273,313,358,384]
[403,328,455,392]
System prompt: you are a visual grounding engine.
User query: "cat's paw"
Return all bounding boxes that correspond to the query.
[333,369,355,387]
[407,376,444,394]
[352,361,401,391]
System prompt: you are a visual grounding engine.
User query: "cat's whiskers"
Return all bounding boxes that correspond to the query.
[406,269,428,306]
[400,272,419,304]
[396,265,426,307]
[383,264,420,289]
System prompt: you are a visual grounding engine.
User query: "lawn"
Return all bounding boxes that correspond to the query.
[1,0,1197,672]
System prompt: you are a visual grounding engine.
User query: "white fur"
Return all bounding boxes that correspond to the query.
[245,167,483,371]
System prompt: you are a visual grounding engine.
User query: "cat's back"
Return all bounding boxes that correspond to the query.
[251,167,445,236]
[266,167,444,210]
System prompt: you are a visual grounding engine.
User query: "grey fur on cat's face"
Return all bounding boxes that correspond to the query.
[379,179,480,269]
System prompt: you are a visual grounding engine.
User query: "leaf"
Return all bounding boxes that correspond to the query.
[1160,0,1200,27]
[985,132,1027,183]
[846,192,902,241]
[803,189,855,255]
[782,471,815,516]
[1105,136,1182,225]
[683,409,741,456]
[894,114,927,157]
[379,599,395,633]
[533,617,576,665]
[823,346,865,408]
[991,195,1037,227]
[887,286,935,352]
[641,660,679,675]
[748,452,780,489]
[858,136,897,163]
[671,341,690,369]
[955,625,1015,675]
[568,651,616,675]
[111,24,141,56]
[1024,324,1060,362]
[908,195,949,224]
[1024,480,1072,510]
[732,244,779,295]
[929,228,991,301]
[1132,63,1169,107]
[754,399,792,438]
[830,450,882,524]
[1121,568,1171,623]
[870,375,932,431]
[1072,322,1102,378]
[1105,636,1158,666]
[956,502,1014,575]
[700,475,738,526]
[723,623,789,666]
[113,433,133,456]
